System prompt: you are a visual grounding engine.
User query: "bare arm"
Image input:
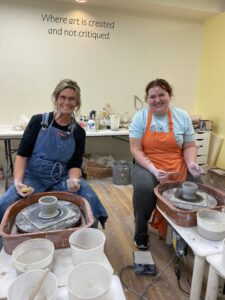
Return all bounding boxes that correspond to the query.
[183,141,203,177]
[14,155,28,183]
[183,141,197,167]
[67,167,82,192]
[130,138,154,170]
[68,167,81,179]
[13,155,34,197]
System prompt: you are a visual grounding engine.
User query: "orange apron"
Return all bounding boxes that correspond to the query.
[142,109,187,237]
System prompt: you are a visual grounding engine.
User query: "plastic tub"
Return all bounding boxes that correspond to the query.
[69,228,105,265]
[67,262,112,300]
[8,269,58,300]
[197,209,225,240]
[12,238,54,273]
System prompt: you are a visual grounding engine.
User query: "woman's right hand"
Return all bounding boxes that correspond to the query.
[148,165,169,183]
[14,181,34,197]
[154,169,169,183]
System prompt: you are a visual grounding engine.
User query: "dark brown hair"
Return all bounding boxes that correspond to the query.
[145,79,173,99]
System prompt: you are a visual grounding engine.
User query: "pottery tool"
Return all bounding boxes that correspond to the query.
[27,269,49,300]
[167,171,181,175]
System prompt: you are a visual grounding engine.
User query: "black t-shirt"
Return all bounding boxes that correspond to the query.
[17,112,85,169]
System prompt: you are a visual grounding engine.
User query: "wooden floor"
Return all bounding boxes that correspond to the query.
[89,178,202,300]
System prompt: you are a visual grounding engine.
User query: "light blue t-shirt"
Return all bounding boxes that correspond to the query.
[129,106,195,148]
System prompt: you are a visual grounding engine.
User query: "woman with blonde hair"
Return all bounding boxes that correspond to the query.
[0,79,108,227]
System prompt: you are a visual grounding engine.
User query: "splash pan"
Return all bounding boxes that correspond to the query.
[162,188,217,210]
[154,182,225,227]
[16,201,81,232]
[0,192,94,254]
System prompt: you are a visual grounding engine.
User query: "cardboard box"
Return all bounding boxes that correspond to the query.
[83,159,112,179]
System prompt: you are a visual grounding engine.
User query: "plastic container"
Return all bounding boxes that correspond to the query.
[197,209,225,240]
[67,262,112,300]
[87,118,96,132]
[8,269,58,300]
[12,238,54,273]
[110,115,120,131]
[223,238,225,268]
[69,228,105,265]
[112,160,132,185]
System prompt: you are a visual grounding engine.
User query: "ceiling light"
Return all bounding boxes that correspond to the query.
[75,0,87,3]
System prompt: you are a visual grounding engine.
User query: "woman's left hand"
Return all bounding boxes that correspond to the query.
[188,162,204,177]
[66,178,81,192]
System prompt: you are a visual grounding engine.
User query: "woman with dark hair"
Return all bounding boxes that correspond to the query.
[0,79,108,227]
[129,79,202,250]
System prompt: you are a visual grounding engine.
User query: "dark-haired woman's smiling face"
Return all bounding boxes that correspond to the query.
[147,86,171,115]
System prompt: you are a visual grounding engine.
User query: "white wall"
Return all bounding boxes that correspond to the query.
[0,0,203,123]
[0,0,204,162]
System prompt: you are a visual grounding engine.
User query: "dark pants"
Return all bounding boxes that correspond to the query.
[132,163,202,240]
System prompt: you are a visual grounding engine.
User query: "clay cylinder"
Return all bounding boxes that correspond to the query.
[39,196,58,216]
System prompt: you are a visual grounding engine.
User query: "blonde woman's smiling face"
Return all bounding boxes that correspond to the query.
[146,86,171,115]
[55,88,78,115]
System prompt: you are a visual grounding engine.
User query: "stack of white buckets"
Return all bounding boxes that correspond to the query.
[7,228,114,300]
[68,228,112,300]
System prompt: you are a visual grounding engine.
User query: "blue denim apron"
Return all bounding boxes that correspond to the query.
[0,113,108,227]
[25,112,76,186]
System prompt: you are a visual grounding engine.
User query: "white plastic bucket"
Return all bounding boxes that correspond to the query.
[223,238,225,268]
[67,262,112,300]
[8,269,58,300]
[69,228,105,265]
[12,238,54,273]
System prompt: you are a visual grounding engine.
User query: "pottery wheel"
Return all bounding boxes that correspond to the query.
[162,188,217,210]
[16,200,81,233]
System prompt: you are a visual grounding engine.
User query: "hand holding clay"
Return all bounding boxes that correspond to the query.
[14,181,34,197]
[66,178,81,192]
[148,165,169,183]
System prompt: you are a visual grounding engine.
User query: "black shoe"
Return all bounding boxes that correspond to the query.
[133,237,150,250]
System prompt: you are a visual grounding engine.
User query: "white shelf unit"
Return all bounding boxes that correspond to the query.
[195,131,211,168]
